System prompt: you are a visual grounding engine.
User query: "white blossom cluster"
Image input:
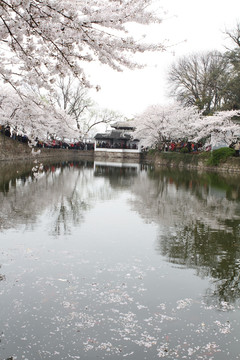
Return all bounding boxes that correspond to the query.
[0,0,165,90]
[0,86,79,141]
[134,103,240,147]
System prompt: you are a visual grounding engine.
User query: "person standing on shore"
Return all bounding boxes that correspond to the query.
[234,141,240,156]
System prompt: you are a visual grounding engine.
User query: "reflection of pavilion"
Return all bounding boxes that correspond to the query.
[94,121,141,161]
[94,161,140,172]
[93,161,140,182]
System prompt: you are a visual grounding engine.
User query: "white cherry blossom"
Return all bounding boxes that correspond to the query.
[0,0,165,90]
[134,103,240,148]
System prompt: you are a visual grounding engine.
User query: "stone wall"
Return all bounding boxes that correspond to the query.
[0,133,141,163]
[0,133,94,162]
[0,133,32,161]
[94,150,141,162]
[2,133,240,173]
[143,152,240,173]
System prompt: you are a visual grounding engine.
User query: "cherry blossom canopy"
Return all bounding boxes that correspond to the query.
[0,0,165,90]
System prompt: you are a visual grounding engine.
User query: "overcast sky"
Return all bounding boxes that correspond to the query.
[87,0,240,118]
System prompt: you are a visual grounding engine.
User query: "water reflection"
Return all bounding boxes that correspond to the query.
[94,161,140,188]
[129,167,240,305]
[0,264,6,281]
[1,161,240,307]
[1,161,240,359]
[0,161,95,234]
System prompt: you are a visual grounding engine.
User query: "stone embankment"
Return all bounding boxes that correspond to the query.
[142,152,240,173]
[94,149,141,162]
[0,133,94,162]
[1,133,240,172]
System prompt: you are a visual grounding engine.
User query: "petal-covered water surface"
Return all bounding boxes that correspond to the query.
[0,160,240,360]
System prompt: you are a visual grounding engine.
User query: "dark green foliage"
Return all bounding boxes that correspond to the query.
[207,147,235,166]
[147,148,158,155]
[180,147,189,153]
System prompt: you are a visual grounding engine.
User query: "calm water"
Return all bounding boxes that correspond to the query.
[0,160,240,360]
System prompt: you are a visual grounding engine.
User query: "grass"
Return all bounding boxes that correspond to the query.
[145,147,237,168]
[207,147,235,166]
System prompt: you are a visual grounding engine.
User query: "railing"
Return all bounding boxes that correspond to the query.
[95,143,139,151]
[95,147,140,153]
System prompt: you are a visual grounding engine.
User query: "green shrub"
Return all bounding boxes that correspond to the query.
[180,147,189,153]
[207,147,235,166]
[148,148,157,155]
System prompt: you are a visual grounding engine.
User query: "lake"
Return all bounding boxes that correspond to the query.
[0,160,240,360]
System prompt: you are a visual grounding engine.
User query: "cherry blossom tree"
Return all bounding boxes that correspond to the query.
[0,83,123,142]
[133,103,200,147]
[0,1,165,141]
[0,86,79,142]
[0,0,165,91]
[190,110,240,149]
[134,103,240,148]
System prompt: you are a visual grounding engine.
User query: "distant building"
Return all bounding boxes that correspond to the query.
[94,121,140,153]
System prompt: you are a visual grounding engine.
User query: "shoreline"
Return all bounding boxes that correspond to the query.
[1,133,240,173]
[141,151,240,173]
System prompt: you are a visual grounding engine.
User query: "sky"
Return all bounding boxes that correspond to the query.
[86,0,240,119]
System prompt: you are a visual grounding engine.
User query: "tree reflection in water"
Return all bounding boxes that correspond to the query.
[159,222,240,306]
[0,161,96,234]
[1,161,240,360]
[0,264,6,282]
[1,161,240,308]
[130,167,240,306]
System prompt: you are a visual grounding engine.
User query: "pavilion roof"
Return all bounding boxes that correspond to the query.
[94,130,132,141]
[111,120,136,130]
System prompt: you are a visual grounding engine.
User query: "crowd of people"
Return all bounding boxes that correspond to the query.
[1,123,240,156]
[0,124,29,143]
[155,139,240,156]
[36,139,94,150]
[147,141,205,153]
[0,124,94,150]
[96,141,138,150]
